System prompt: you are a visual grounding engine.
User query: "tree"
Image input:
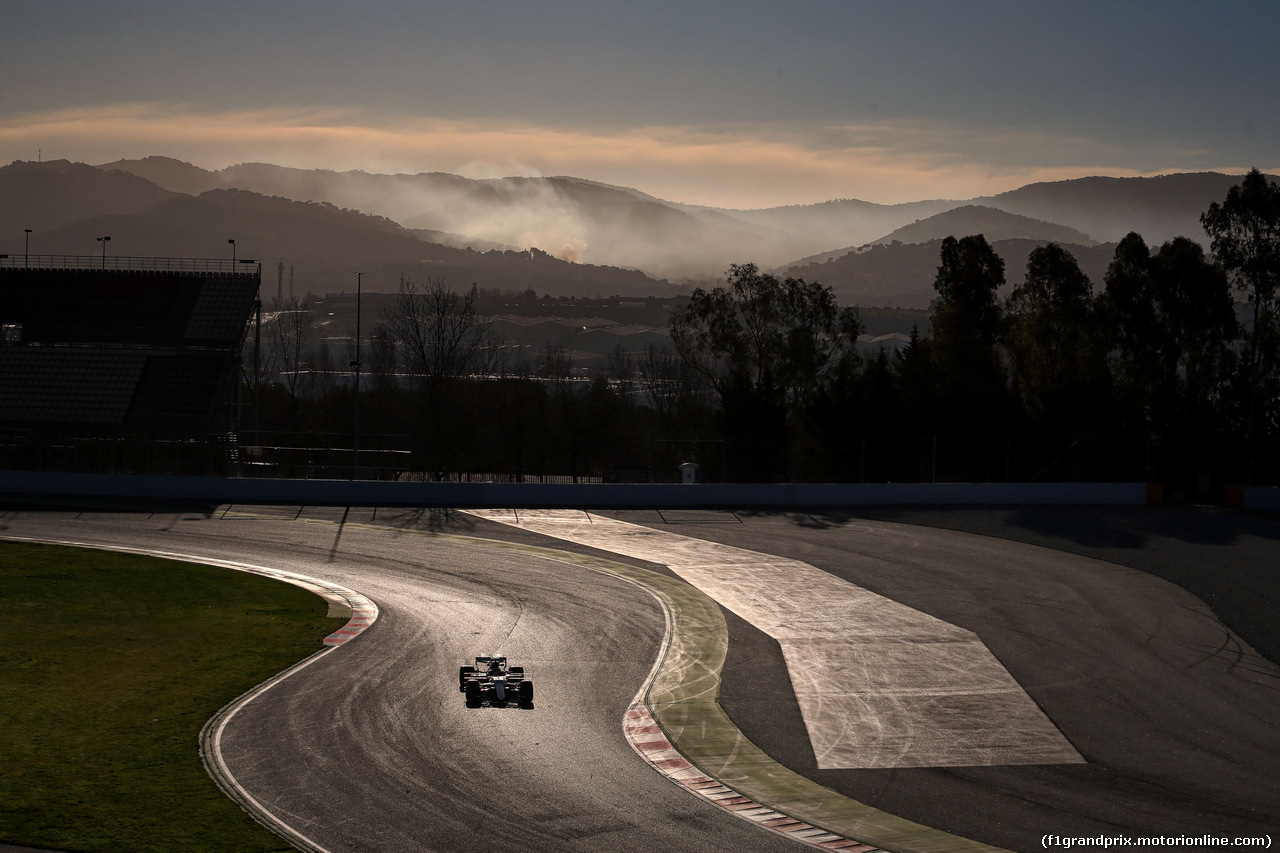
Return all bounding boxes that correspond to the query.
[267,293,316,427]
[486,361,548,482]
[638,342,707,429]
[239,299,278,435]
[1104,234,1237,418]
[1201,169,1280,458]
[367,322,399,392]
[670,264,862,408]
[385,277,492,385]
[1101,234,1237,492]
[669,263,862,481]
[929,235,1007,425]
[1147,237,1237,417]
[1101,233,1161,419]
[1005,243,1106,426]
[383,277,493,475]
[895,324,938,428]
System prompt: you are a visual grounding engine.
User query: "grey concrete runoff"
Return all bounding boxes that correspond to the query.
[607,507,1280,852]
[0,469,1147,508]
[469,509,1082,770]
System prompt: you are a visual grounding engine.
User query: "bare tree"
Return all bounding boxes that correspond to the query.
[367,322,399,392]
[310,339,340,400]
[384,277,492,387]
[268,294,316,423]
[607,343,637,402]
[241,307,279,401]
[382,277,493,475]
[638,342,699,425]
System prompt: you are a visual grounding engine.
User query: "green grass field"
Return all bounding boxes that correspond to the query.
[0,540,342,853]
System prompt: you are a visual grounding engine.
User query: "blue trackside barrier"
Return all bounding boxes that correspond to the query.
[0,470,1150,508]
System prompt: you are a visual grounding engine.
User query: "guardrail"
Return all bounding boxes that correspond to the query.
[0,470,1151,508]
[0,255,260,274]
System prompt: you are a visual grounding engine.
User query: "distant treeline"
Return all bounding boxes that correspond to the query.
[233,170,1278,496]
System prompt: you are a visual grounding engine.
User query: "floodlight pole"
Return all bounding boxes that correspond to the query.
[351,271,363,481]
[24,229,31,266]
[228,238,236,265]
[97,235,110,268]
[253,278,261,438]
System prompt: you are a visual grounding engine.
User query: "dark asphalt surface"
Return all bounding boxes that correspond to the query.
[592,506,1280,853]
[3,503,1277,853]
[0,507,807,853]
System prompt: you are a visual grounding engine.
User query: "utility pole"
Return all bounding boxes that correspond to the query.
[350,271,363,480]
[253,281,262,439]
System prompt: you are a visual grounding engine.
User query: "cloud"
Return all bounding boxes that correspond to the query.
[0,103,1254,209]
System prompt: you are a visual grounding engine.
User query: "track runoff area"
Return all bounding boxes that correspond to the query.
[466,507,1278,853]
[470,509,1080,771]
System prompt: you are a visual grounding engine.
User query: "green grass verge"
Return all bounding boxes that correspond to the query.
[0,540,340,853]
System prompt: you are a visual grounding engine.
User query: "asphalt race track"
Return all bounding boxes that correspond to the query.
[0,507,807,853]
[2,504,1277,853]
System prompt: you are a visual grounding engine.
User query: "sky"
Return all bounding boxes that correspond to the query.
[1,1,1277,209]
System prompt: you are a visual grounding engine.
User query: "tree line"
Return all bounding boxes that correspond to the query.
[242,170,1280,495]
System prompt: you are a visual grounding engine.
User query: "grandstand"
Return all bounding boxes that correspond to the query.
[0,255,260,474]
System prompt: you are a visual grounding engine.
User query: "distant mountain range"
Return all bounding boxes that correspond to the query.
[1,160,667,300]
[2,156,1267,307]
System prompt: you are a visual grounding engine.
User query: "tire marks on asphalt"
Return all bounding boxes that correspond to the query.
[468,509,1081,770]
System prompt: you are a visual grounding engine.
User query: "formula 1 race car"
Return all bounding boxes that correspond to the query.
[459,654,533,707]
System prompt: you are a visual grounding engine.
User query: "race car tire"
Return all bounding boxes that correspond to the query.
[459,666,475,691]
[465,680,481,706]
[519,680,533,705]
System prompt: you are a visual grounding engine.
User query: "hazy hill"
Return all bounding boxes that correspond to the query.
[979,173,1264,244]
[871,205,1095,247]
[95,156,1265,286]
[405,175,807,279]
[97,155,220,196]
[6,161,674,298]
[221,162,480,224]
[15,156,1272,308]
[717,197,959,255]
[101,157,792,277]
[0,159,178,238]
[786,238,1117,309]
[99,157,493,247]
[783,204,1096,272]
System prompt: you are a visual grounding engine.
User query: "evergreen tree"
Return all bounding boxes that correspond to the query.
[929,235,1008,430]
[1005,243,1108,428]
